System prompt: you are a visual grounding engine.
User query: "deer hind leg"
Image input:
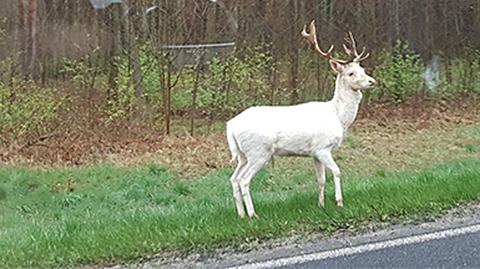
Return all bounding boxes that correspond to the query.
[230,156,247,218]
[313,158,326,208]
[238,153,272,218]
[315,149,343,207]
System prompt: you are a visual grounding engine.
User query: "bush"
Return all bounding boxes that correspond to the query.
[108,55,136,121]
[370,41,424,102]
[109,45,162,121]
[0,80,63,140]
[436,49,480,97]
[197,47,272,115]
[166,46,273,117]
[60,49,105,89]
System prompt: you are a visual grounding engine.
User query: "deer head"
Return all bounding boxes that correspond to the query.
[301,20,376,91]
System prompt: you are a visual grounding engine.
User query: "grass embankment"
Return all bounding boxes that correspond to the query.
[1,158,480,268]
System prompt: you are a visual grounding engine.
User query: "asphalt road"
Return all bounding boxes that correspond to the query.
[277,229,480,269]
[139,203,480,269]
[229,224,480,269]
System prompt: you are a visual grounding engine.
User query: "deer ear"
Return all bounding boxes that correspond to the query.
[329,60,344,73]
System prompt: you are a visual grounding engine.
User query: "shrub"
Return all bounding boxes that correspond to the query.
[436,49,480,97]
[0,80,63,140]
[60,48,105,89]
[197,47,272,115]
[108,45,162,121]
[370,41,424,102]
[108,55,136,121]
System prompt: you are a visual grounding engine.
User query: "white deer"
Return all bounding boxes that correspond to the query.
[226,20,376,218]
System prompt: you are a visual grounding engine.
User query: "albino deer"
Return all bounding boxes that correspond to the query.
[226,20,376,218]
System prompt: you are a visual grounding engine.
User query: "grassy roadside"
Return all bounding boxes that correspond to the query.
[1,158,480,268]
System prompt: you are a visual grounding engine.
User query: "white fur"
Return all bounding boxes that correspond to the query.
[226,62,375,218]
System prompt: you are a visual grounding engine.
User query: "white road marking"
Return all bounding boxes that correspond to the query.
[230,223,480,269]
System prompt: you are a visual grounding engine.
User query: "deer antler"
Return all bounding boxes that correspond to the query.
[343,31,370,62]
[301,20,349,64]
[302,20,370,63]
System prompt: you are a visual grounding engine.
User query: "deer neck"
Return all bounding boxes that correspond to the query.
[331,76,363,131]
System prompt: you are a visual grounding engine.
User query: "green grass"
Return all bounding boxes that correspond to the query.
[1,159,480,268]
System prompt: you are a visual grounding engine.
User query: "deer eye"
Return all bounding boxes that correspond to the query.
[348,72,355,77]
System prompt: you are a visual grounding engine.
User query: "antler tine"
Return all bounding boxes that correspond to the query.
[342,43,353,57]
[301,20,332,58]
[357,51,370,62]
[357,46,366,57]
[343,31,358,57]
[348,32,357,54]
[301,20,348,63]
[343,31,370,62]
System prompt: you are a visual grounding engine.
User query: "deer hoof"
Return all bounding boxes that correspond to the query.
[249,213,259,219]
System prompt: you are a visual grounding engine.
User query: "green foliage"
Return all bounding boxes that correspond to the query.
[60,48,104,89]
[201,47,272,113]
[108,45,162,121]
[103,41,480,125]
[436,49,480,97]
[0,56,15,84]
[171,47,273,116]
[370,41,424,102]
[108,55,136,120]
[140,47,163,102]
[172,67,195,110]
[0,80,63,139]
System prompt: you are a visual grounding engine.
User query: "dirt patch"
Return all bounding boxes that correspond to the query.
[1,98,479,177]
[358,97,479,129]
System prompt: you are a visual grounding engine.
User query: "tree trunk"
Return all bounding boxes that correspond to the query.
[107,4,122,101]
[27,0,37,80]
[190,58,203,136]
[122,0,145,100]
[394,0,400,41]
[287,0,299,105]
[131,44,145,99]
[164,63,172,135]
[13,0,25,81]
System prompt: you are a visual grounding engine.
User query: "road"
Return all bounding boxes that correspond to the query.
[125,203,480,269]
[234,224,480,269]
